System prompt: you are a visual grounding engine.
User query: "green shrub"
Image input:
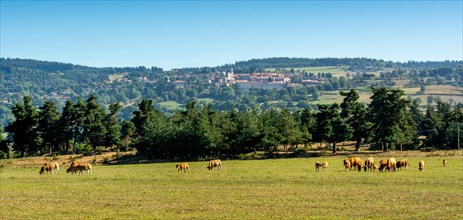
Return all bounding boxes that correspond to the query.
[295,149,307,157]
[238,153,252,160]
[75,143,93,155]
[420,147,435,152]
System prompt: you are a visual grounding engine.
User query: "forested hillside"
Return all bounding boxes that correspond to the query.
[1,57,462,129]
[1,89,461,160]
[1,57,462,159]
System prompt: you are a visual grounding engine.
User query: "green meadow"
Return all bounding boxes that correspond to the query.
[1,156,462,219]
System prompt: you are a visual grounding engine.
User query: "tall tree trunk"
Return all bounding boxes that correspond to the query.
[332,142,337,154]
[400,142,403,151]
[355,138,361,151]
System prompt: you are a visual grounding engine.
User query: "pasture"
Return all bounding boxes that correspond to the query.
[1,156,462,219]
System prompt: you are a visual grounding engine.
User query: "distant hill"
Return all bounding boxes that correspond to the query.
[176,57,463,73]
[1,57,462,128]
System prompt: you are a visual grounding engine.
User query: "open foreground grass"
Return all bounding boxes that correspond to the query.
[1,156,462,219]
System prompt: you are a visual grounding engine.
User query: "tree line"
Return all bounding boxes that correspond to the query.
[1,87,461,159]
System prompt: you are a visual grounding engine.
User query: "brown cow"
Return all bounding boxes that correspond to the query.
[418,160,425,172]
[396,159,409,171]
[315,161,328,172]
[39,163,53,175]
[364,157,375,172]
[386,158,397,172]
[378,159,388,172]
[52,162,60,173]
[176,163,190,174]
[343,159,351,171]
[373,164,378,171]
[207,159,223,170]
[347,157,363,171]
[443,159,447,167]
[315,161,322,172]
[39,162,59,175]
[70,161,79,167]
[322,161,329,170]
[66,163,92,175]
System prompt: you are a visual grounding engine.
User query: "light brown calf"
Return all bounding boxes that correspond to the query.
[207,159,223,170]
[364,157,375,172]
[348,157,363,172]
[419,160,425,172]
[176,163,190,174]
[322,161,329,170]
[343,159,351,171]
[66,163,92,175]
[386,158,397,172]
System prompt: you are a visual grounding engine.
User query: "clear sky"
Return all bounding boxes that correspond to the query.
[1,1,462,70]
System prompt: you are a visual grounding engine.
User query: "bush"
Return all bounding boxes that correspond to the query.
[0,150,7,159]
[295,149,307,157]
[420,147,435,152]
[75,143,92,155]
[238,153,252,160]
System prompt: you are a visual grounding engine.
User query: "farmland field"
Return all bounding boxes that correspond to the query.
[1,154,462,219]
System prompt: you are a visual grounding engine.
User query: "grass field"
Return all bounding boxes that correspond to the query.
[158,101,183,111]
[107,74,124,82]
[1,155,462,219]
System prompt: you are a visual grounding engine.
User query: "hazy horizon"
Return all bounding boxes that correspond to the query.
[1,1,462,70]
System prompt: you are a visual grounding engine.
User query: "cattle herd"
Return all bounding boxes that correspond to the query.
[337,157,433,173]
[39,161,92,175]
[39,157,446,175]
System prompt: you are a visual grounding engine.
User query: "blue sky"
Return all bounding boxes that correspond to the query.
[1,1,462,70]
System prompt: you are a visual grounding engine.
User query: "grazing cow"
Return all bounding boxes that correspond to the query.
[39,163,53,175]
[52,162,60,173]
[347,157,363,171]
[418,160,425,172]
[322,161,329,170]
[364,157,375,172]
[66,163,92,175]
[176,163,190,174]
[66,161,80,175]
[378,159,388,172]
[443,160,447,167]
[315,161,322,172]
[396,159,409,171]
[207,159,223,170]
[373,164,378,171]
[39,162,60,175]
[70,161,79,167]
[386,158,397,172]
[315,161,328,172]
[343,159,351,171]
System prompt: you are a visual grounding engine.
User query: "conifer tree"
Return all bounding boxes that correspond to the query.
[6,96,39,157]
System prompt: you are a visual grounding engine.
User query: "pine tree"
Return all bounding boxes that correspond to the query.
[340,90,371,151]
[120,121,136,151]
[38,101,60,154]
[5,96,39,157]
[326,104,353,153]
[104,102,122,149]
[369,87,414,151]
[56,100,75,152]
[82,95,106,149]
